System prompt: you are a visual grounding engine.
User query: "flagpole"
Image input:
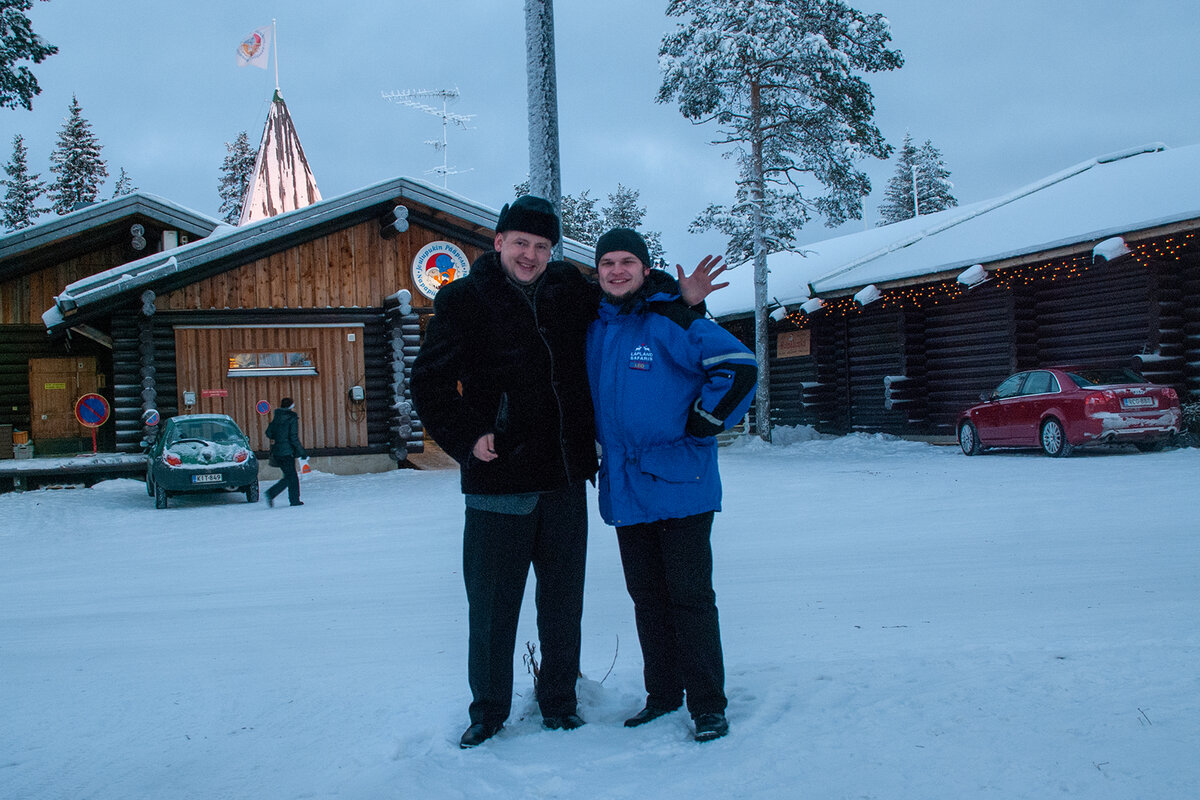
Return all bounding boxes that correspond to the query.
[272,18,280,91]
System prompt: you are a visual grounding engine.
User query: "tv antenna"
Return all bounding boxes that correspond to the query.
[382,87,475,188]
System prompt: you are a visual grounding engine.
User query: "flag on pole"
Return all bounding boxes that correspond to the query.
[236,25,272,69]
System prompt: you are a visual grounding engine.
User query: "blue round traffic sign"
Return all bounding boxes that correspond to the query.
[256,400,271,415]
[141,408,160,427]
[75,393,111,428]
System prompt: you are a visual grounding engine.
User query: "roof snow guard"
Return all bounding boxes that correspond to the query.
[41,177,596,333]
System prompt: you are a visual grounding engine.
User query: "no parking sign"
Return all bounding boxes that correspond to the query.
[74,393,110,454]
[256,400,271,415]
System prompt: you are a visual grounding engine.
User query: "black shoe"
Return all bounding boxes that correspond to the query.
[290,501,304,506]
[459,721,502,749]
[542,712,586,731]
[266,494,275,507]
[693,712,729,742]
[624,704,680,728]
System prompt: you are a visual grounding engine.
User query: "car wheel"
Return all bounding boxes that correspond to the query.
[1040,418,1073,457]
[959,422,982,456]
[154,483,169,509]
[246,481,260,503]
[1135,441,1164,453]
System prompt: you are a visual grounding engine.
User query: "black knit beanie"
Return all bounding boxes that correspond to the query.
[595,228,651,269]
[496,195,561,245]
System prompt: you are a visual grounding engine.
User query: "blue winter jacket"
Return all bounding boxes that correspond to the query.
[586,285,757,527]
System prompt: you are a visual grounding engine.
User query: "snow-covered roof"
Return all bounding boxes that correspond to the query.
[42,177,596,333]
[0,192,220,281]
[707,142,1200,318]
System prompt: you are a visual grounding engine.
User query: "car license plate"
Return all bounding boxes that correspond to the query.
[192,473,224,484]
[1121,396,1155,408]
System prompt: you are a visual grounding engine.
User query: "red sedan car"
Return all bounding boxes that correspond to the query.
[958,366,1182,457]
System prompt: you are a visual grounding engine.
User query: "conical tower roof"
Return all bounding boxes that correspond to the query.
[238,89,321,225]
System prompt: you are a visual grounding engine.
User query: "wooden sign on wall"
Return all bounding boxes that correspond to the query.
[776,330,811,359]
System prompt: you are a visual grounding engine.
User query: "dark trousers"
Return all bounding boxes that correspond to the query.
[462,482,588,726]
[266,457,300,505]
[616,511,727,717]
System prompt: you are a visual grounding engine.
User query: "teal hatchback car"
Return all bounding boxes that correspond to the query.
[146,414,260,509]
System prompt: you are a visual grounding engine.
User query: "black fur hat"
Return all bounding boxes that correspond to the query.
[496,195,560,245]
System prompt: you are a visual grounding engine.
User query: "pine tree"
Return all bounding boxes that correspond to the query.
[876,132,919,225]
[915,138,956,214]
[0,0,58,111]
[877,133,957,225]
[658,0,902,440]
[560,189,603,245]
[217,130,257,225]
[47,95,108,214]
[110,166,136,198]
[513,180,602,244]
[601,184,665,266]
[1,133,46,230]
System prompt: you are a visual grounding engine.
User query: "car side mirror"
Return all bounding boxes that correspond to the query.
[980,391,993,402]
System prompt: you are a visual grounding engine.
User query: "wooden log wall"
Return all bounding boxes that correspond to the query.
[112,314,178,453]
[842,305,908,434]
[921,285,1016,434]
[1181,252,1200,398]
[383,293,424,459]
[810,316,851,434]
[1024,261,1151,367]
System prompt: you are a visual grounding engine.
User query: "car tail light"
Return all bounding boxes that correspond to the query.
[164,452,182,466]
[1162,387,1178,402]
[234,449,249,463]
[1084,390,1118,415]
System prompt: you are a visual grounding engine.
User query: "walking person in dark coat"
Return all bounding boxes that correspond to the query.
[264,397,307,507]
[411,197,725,750]
[587,228,757,742]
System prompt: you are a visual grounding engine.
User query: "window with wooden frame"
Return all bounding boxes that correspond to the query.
[227,351,318,377]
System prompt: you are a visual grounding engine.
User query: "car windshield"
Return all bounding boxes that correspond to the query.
[1065,368,1147,388]
[167,419,244,445]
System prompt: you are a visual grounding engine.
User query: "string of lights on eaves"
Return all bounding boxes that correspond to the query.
[777,232,1198,328]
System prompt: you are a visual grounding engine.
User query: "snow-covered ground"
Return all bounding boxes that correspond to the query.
[2,431,1197,799]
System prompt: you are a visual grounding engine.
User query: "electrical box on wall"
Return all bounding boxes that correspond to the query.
[183,391,196,407]
[349,385,365,402]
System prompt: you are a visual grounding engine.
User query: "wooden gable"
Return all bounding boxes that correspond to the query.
[157,209,489,313]
[1,241,132,324]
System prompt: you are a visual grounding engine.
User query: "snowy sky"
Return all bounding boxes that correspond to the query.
[6,0,1199,264]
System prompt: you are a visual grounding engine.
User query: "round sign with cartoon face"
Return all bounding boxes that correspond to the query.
[412,241,470,299]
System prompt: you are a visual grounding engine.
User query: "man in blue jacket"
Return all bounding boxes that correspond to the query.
[587,228,757,742]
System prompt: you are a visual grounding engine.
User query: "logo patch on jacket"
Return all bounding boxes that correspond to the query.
[629,344,654,371]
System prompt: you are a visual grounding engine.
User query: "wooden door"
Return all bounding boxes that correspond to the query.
[29,357,99,441]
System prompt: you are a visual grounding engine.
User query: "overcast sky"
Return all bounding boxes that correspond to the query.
[6,0,1198,264]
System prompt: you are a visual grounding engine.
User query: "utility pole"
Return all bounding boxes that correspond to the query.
[526,0,562,258]
[911,163,920,218]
